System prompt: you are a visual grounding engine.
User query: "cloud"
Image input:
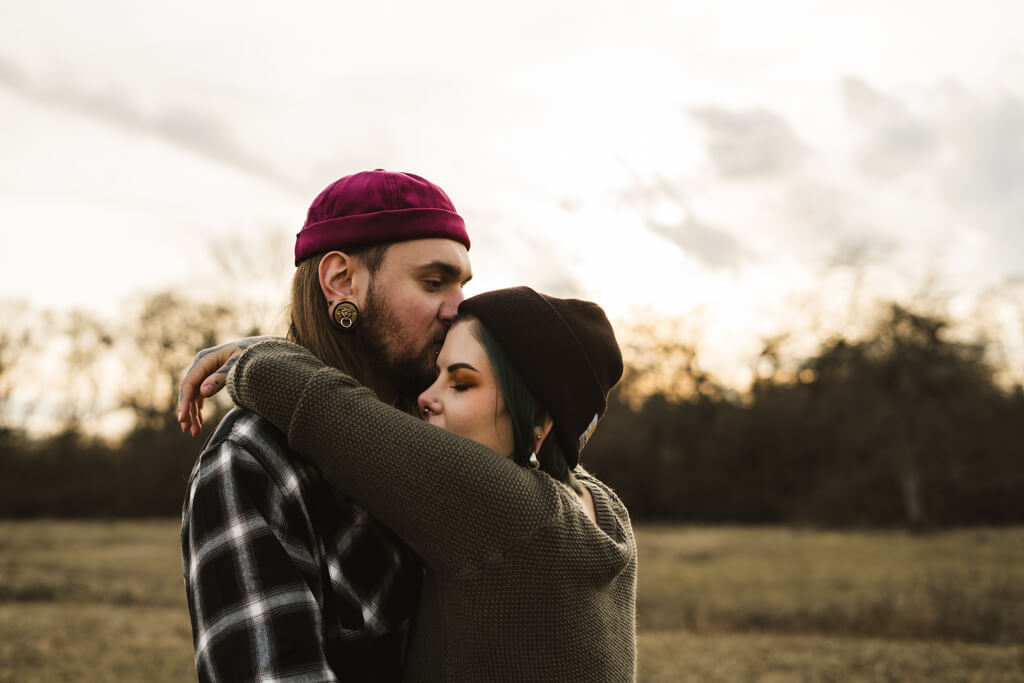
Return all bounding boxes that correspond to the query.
[945,95,1024,269]
[780,181,860,239]
[0,55,300,192]
[688,107,807,179]
[946,93,1024,203]
[839,76,1024,206]
[648,211,749,271]
[842,77,937,177]
[838,78,1024,268]
[620,172,752,271]
[636,78,1024,289]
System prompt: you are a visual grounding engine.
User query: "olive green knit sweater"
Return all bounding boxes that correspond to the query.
[227,340,637,682]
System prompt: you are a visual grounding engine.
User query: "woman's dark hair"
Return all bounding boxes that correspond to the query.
[463,316,582,494]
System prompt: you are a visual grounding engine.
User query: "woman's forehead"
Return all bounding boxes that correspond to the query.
[439,320,488,364]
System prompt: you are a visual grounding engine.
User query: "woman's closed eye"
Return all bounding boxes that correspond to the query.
[449,367,479,392]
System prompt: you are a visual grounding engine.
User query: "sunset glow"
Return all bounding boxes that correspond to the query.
[3,0,1023,401]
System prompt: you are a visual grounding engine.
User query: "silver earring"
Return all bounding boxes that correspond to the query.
[528,452,540,468]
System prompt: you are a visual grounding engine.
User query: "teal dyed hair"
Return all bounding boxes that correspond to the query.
[462,316,581,492]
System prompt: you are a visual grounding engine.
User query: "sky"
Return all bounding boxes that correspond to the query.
[2,0,1024,389]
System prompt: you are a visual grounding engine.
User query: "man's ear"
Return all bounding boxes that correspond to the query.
[533,415,555,452]
[318,251,368,308]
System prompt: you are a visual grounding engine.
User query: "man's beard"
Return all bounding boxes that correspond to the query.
[359,283,442,403]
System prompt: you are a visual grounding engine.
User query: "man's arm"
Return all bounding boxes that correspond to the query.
[182,435,339,683]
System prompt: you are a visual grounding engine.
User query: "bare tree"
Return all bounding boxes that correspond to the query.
[205,228,293,335]
[56,310,115,433]
[0,300,35,435]
[616,315,724,407]
[118,291,242,431]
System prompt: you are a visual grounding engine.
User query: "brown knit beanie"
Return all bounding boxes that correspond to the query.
[458,287,623,467]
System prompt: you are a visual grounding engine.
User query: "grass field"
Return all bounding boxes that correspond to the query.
[1,520,1022,682]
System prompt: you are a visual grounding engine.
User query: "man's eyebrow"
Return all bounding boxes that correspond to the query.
[416,260,473,285]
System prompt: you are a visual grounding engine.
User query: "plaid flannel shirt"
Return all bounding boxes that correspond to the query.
[181,408,421,682]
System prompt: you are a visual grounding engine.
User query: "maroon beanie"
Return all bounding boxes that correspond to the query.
[459,287,623,468]
[294,170,470,265]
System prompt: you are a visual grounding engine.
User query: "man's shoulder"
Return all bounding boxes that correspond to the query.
[202,406,285,456]
[188,407,310,495]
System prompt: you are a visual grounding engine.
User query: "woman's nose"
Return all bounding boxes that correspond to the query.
[417,391,435,417]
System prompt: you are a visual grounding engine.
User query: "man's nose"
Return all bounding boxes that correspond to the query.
[439,288,464,321]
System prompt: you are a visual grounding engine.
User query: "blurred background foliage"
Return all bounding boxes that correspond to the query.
[0,287,1021,527]
[586,303,1024,529]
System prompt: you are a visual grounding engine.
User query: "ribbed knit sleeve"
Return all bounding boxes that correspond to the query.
[227,339,565,576]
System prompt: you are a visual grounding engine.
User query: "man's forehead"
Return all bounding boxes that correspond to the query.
[385,238,472,279]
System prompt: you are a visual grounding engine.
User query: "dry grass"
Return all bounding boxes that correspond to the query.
[0,520,184,607]
[1,521,1022,682]
[639,631,1024,683]
[636,525,1024,644]
[0,604,194,683]
[0,520,194,683]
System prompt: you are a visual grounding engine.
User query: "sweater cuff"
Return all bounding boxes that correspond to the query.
[227,339,331,434]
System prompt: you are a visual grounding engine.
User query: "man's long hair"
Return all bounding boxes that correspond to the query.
[286,246,387,387]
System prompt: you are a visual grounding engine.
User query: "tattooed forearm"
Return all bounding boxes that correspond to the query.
[205,336,276,386]
[211,351,241,383]
[186,336,278,384]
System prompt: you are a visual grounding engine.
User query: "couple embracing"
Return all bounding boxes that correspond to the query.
[177,170,637,682]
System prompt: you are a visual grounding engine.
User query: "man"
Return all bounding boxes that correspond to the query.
[179,170,473,681]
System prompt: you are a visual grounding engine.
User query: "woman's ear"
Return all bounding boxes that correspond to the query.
[318,251,368,307]
[533,415,555,452]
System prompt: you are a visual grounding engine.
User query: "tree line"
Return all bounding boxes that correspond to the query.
[1,294,1021,528]
[586,304,1024,528]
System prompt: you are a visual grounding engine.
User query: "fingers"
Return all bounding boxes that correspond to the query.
[179,364,208,435]
[178,378,195,432]
[180,393,200,436]
[178,349,227,435]
[200,374,226,398]
[180,388,208,436]
[200,351,243,398]
[176,338,266,436]
[189,394,204,437]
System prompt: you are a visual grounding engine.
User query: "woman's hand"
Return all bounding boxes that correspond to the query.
[177,336,279,436]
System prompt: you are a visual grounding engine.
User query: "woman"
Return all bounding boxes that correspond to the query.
[183,287,637,681]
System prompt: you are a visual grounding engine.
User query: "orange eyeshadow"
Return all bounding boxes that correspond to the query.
[450,368,479,384]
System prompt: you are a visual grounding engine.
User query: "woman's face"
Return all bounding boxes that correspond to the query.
[417,319,515,458]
